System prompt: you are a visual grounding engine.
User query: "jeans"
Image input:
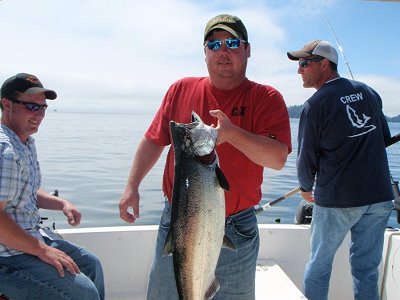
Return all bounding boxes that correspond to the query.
[147,201,259,300]
[0,236,105,300]
[304,201,393,300]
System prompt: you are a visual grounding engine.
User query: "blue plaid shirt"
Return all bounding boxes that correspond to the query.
[0,125,43,256]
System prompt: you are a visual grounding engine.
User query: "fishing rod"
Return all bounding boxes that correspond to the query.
[318,6,355,80]
[255,186,300,214]
[386,132,400,147]
[255,132,400,215]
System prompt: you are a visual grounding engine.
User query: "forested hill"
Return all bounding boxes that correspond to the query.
[288,105,400,122]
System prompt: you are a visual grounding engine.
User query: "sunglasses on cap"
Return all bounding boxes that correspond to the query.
[205,38,246,51]
[299,57,324,68]
[7,97,48,112]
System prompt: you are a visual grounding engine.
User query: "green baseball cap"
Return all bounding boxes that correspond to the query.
[204,14,248,43]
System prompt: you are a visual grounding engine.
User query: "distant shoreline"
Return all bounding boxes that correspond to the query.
[287,105,400,123]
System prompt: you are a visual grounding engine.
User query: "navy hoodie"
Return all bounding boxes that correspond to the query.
[297,77,393,207]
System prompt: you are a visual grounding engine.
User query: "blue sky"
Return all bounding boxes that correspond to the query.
[1,0,399,116]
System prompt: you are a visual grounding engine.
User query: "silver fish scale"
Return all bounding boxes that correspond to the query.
[168,114,226,300]
[172,158,225,300]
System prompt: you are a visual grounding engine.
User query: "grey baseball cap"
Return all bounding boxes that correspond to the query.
[287,40,338,64]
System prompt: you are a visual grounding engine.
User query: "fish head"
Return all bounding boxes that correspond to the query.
[170,112,218,157]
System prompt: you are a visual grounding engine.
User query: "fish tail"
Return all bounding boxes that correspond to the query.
[204,277,220,300]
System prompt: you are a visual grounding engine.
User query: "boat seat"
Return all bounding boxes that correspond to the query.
[255,260,306,299]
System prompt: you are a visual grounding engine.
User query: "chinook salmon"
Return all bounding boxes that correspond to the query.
[164,112,234,300]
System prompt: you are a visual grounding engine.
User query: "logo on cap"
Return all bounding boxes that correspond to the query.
[25,75,40,85]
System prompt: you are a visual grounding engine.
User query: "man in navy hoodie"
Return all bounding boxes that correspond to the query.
[288,40,393,300]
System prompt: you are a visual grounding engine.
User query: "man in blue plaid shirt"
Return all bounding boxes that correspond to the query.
[0,73,104,299]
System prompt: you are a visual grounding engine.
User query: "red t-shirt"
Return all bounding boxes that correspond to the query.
[145,77,292,216]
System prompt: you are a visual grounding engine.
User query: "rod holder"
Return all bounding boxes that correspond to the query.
[391,177,400,224]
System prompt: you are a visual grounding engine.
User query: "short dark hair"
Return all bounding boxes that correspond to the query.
[328,60,338,71]
[0,93,17,111]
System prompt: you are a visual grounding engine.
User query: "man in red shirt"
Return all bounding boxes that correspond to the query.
[119,14,291,299]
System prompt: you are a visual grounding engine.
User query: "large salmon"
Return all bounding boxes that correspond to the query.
[164,112,234,300]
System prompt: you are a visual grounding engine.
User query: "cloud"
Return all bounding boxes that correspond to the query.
[0,0,399,116]
[357,75,400,117]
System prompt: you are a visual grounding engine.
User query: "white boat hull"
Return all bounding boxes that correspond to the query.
[56,224,400,299]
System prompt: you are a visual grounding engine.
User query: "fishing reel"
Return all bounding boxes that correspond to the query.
[294,200,313,225]
[293,176,400,225]
[391,177,400,224]
[40,189,59,230]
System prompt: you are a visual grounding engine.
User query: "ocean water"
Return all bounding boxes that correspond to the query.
[34,111,400,229]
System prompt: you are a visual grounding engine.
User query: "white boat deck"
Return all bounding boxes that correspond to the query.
[255,261,306,299]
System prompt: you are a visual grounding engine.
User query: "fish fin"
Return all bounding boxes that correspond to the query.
[191,111,201,123]
[162,230,174,256]
[222,235,236,250]
[204,277,220,300]
[215,166,230,191]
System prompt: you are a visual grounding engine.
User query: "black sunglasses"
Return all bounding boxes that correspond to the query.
[7,98,48,112]
[299,58,324,68]
[205,38,245,51]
